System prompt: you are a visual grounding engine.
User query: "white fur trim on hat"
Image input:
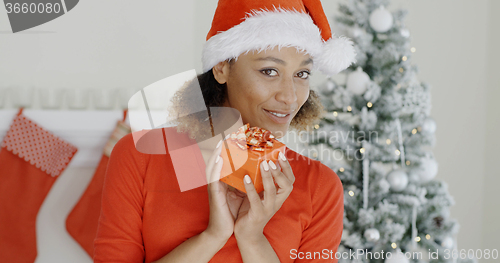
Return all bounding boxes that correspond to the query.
[202,8,356,75]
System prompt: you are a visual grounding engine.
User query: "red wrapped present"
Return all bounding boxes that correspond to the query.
[219,124,286,194]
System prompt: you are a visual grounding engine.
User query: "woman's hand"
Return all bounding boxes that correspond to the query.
[234,151,295,242]
[205,139,244,241]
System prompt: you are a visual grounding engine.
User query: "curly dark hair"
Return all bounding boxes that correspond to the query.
[168,64,325,140]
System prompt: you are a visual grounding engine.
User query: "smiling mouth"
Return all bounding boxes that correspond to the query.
[263,109,293,124]
[265,109,289,117]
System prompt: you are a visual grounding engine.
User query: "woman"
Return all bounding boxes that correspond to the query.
[94,0,356,262]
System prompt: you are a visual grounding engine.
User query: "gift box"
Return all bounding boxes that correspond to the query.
[219,124,286,194]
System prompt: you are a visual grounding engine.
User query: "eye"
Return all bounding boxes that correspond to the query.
[261,68,278,76]
[296,70,311,79]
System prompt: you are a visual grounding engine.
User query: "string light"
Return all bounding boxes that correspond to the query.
[360,148,365,154]
[339,167,345,172]
[426,234,431,240]
[312,152,318,158]
[333,111,338,117]
[386,139,391,145]
[406,160,411,165]
[347,106,352,112]
[402,56,407,61]
[396,83,402,89]
[395,149,401,155]
[348,190,354,196]
[411,47,416,53]
[391,243,397,249]
[415,236,421,242]
[399,68,404,73]
[367,102,373,108]
[412,128,417,134]
[314,124,320,129]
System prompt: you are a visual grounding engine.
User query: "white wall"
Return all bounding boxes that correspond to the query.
[482,0,500,257]
[1,0,499,262]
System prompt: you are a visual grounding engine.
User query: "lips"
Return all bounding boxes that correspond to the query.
[263,109,293,124]
[264,109,294,115]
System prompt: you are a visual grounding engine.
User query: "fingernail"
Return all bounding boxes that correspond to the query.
[244,174,251,184]
[216,139,223,149]
[224,134,230,140]
[279,151,286,161]
[262,160,269,171]
[268,160,277,170]
[216,155,221,163]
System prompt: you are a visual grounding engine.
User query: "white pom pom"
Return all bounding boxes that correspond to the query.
[315,35,357,76]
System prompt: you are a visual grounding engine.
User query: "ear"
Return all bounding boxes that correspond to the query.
[212,60,230,84]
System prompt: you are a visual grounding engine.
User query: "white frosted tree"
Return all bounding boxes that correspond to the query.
[305,0,477,262]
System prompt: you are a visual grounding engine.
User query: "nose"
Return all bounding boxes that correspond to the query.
[275,76,297,105]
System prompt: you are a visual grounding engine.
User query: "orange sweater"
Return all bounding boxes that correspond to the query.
[93,128,344,263]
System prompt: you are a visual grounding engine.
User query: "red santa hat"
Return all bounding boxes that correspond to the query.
[202,0,357,76]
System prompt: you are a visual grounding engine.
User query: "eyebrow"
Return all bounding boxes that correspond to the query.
[254,56,313,66]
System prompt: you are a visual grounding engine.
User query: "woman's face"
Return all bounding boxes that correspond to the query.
[213,46,312,138]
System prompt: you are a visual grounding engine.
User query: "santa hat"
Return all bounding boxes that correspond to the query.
[202,0,357,76]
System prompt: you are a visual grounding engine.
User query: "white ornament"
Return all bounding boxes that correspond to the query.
[421,117,437,133]
[417,156,438,182]
[341,229,350,241]
[352,26,365,38]
[400,29,410,38]
[346,67,370,95]
[387,169,408,192]
[364,228,380,242]
[441,236,454,249]
[385,249,410,263]
[323,80,335,92]
[369,6,394,33]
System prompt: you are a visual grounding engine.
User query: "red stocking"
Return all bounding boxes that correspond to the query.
[66,112,130,258]
[0,109,78,263]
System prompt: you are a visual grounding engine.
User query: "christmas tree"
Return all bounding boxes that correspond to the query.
[305,0,477,262]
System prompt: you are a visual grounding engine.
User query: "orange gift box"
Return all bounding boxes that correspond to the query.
[219,124,286,194]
